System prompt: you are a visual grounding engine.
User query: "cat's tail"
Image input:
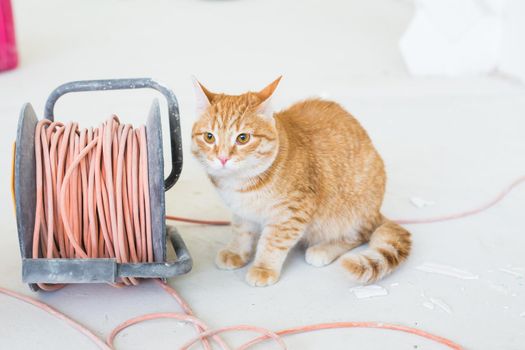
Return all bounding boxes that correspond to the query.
[340,218,411,283]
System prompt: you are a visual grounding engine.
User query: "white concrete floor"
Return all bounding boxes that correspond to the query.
[1,0,524,349]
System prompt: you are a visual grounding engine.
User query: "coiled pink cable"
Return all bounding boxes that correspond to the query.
[9,116,525,349]
[31,116,152,289]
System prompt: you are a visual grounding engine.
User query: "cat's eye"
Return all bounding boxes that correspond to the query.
[204,132,215,144]
[236,133,250,145]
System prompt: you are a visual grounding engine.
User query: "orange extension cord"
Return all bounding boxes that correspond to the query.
[31,116,153,291]
[4,115,523,349]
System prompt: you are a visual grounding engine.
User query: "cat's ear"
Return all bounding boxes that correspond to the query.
[256,76,282,102]
[192,76,216,116]
[255,76,282,118]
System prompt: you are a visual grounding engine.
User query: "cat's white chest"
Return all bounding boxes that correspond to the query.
[215,183,271,223]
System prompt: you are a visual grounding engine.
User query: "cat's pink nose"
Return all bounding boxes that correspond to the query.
[218,156,230,166]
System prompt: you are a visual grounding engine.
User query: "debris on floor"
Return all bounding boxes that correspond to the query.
[350,285,388,299]
[416,262,479,280]
[410,196,436,208]
[422,301,435,310]
[499,268,524,278]
[421,293,452,314]
[428,297,452,314]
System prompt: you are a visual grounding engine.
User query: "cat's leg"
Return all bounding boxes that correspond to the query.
[305,240,361,267]
[246,220,307,287]
[216,216,259,270]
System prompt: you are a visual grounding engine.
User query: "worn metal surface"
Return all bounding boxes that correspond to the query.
[117,227,192,278]
[23,259,117,284]
[146,99,167,264]
[14,103,39,291]
[22,227,191,283]
[14,78,190,289]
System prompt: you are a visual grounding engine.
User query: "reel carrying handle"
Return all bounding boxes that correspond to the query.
[43,78,182,191]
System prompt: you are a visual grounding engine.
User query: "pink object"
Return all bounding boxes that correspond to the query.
[0,0,18,71]
[395,175,525,225]
[0,280,464,349]
[218,156,229,166]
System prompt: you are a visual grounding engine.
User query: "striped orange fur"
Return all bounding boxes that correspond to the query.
[191,77,411,287]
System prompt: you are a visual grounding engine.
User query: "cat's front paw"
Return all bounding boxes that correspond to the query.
[245,266,280,287]
[305,246,335,267]
[215,249,249,270]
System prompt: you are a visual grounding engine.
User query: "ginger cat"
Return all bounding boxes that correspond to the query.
[191,77,411,287]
